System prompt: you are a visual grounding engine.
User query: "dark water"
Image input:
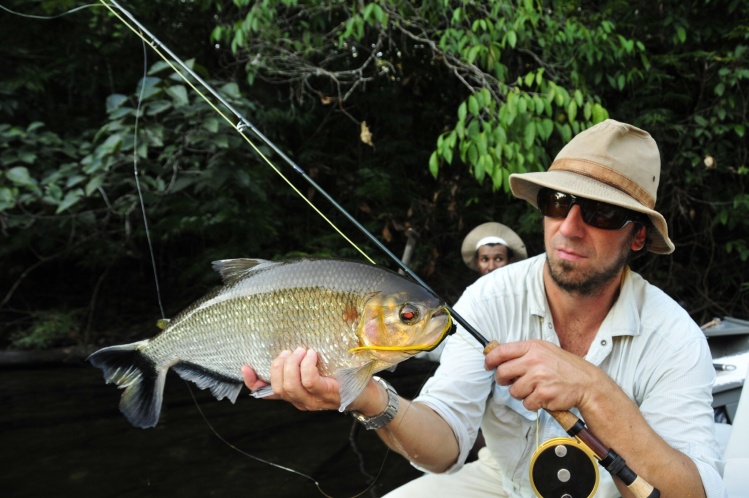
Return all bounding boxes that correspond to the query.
[0,360,435,497]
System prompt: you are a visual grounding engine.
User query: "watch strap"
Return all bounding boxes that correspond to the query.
[351,376,399,430]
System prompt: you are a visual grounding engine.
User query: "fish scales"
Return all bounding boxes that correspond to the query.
[145,260,389,379]
[88,258,452,428]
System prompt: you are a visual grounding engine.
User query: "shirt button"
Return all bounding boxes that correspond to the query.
[548,323,553,329]
[601,340,607,346]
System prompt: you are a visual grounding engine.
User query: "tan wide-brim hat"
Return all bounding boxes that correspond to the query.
[461,222,528,271]
[509,119,675,254]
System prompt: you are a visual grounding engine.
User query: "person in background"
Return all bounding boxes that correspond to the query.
[462,222,528,276]
[241,119,725,497]
[420,222,528,363]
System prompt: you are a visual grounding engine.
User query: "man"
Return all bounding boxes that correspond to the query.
[461,222,528,276]
[241,120,725,497]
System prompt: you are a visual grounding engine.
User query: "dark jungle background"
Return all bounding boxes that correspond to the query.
[1,0,748,385]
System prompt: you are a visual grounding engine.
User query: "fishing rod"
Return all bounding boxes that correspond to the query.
[101,3,659,496]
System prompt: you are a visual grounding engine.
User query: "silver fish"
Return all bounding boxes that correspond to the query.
[89,258,453,428]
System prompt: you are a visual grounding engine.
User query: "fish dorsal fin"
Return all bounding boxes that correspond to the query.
[211,258,274,285]
[334,362,377,412]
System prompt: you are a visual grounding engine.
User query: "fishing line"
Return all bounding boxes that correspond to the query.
[185,376,391,498]
[0,3,101,19]
[99,0,375,265]
[182,381,337,497]
[131,30,166,320]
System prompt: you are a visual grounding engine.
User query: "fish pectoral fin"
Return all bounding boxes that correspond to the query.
[172,363,243,403]
[249,386,275,399]
[211,258,276,285]
[334,363,377,413]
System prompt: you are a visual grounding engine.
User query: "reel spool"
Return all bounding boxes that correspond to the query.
[530,437,600,498]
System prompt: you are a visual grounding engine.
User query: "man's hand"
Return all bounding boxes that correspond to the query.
[241,347,342,411]
[484,340,603,412]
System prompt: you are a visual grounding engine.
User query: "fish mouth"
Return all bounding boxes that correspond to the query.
[348,307,453,354]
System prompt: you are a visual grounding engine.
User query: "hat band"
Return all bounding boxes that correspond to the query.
[549,159,656,209]
[475,236,508,250]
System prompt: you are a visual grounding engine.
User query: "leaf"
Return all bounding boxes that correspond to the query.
[166,85,189,106]
[6,166,37,188]
[55,189,83,214]
[592,103,608,123]
[676,26,686,43]
[0,186,15,211]
[458,101,467,122]
[106,94,129,113]
[429,151,439,178]
[567,100,578,122]
[96,134,123,156]
[204,118,220,134]
[523,121,536,149]
[19,150,37,164]
[85,175,105,196]
[220,82,242,100]
[468,95,480,116]
[137,76,162,100]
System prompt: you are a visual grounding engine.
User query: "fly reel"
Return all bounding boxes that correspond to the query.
[530,437,600,498]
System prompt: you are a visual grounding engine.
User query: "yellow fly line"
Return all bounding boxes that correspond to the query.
[97,0,375,265]
[348,308,453,353]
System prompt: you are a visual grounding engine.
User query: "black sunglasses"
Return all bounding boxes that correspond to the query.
[536,188,647,230]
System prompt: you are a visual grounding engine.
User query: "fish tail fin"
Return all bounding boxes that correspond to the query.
[87,340,165,429]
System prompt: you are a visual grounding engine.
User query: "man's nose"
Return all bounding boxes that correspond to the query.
[558,204,587,235]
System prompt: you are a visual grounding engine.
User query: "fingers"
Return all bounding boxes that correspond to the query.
[485,340,581,411]
[241,364,273,394]
[268,347,339,411]
[484,340,533,371]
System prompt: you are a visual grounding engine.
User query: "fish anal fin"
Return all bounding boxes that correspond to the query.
[172,363,243,403]
[334,363,376,412]
[211,258,274,285]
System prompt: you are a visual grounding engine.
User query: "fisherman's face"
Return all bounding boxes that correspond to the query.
[544,204,646,296]
[476,244,511,275]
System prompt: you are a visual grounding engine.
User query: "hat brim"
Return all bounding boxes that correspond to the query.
[461,222,528,271]
[509,171,674,254]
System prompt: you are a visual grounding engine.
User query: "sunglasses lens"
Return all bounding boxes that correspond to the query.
[580,199,629,229]
[538,189,573,218]
[537,188,640,230]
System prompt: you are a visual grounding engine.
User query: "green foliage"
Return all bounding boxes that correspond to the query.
[10,309,81,350]
[1,0,748,349]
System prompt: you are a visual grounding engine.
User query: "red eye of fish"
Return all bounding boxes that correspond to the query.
[399,305,419,323]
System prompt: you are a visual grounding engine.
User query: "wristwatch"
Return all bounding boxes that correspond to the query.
[351,376,399,430]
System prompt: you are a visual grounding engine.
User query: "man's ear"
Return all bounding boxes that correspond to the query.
[631,225,647,251]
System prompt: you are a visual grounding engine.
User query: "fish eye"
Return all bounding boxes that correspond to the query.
[399,304,420,323]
